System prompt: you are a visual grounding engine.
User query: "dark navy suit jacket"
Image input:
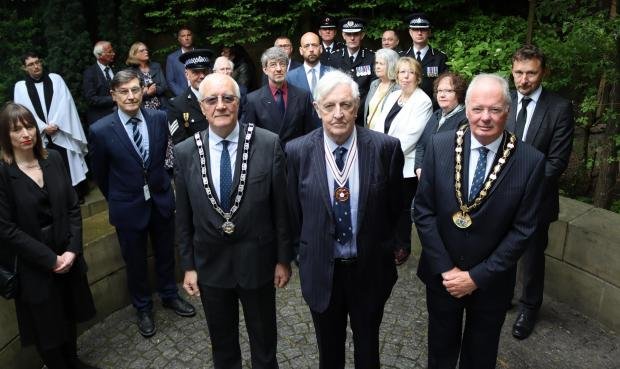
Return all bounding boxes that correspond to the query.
[82,63,115,125]
[166,49,187,96]
[414,130,545,297]
[286,127,404,313]
[89,108,174,230]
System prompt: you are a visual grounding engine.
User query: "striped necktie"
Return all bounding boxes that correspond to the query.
[128,117,148,163]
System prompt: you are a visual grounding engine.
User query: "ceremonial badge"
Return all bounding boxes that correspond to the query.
[335,187,350,202]
[183,112,190,128]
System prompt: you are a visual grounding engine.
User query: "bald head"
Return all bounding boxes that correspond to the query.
[199,73,240,100]
[198,73,241,137]
[299,32,322,67]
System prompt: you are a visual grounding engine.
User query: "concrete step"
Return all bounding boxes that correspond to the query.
[80,187,107,219]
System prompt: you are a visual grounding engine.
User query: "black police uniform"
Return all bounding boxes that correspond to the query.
[401,45,448,104]
[167,88,208,145]
[320,41,345,65]
[329,47,375,126]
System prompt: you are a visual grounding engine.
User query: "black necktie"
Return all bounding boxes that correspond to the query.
[515,97,532,140]
[220,140,232,212]
[469,147,489,201]
[326,46,331,54]
[128,117,148,163]
[333,147,352,244]
[275,89,285,116]
[350,55,355,64]
[103,67,112,82]
[416,51,422,62]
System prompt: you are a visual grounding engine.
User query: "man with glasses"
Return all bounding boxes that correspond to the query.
[261,36,302,86]
[89,69,195,338]
[174,73,293,369]
[167,49,214,145]
[14,51,89,202]
[83,41,116,126]
[243,47,316,147]
[213,56,248,117]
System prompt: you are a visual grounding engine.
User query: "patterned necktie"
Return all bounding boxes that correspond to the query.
[128,117,148,163]
[275,88,285,116]
[220,140,232,212]
[104,66,112,82]
[310,68,317,94]
[333,147,352,244]
[326,46,331,54]
[469,147,489,201]
[515,96,532,140]
[416,51,422,62]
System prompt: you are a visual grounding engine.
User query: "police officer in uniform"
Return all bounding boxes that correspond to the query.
[401,13,448,108]
[329,17,375,126]
[318,16,345,66]
[167,49,214,145]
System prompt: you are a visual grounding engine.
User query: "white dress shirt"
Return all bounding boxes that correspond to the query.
[516,85,542,141]
[467,132,503,192]
[208,123,240,201]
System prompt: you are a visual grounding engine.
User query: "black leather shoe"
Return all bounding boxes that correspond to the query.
[512,309,537,340]
[162,297,196,317]
[137,311,156,337]
[71,358,101,369]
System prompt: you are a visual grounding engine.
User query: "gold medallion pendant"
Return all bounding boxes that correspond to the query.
[335,187,350,202]
[452,211,472,229]
[183,112,190,128]
[222,220,235,235]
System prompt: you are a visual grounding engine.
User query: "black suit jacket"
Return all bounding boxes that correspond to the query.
[507,89,574,223]
[401,45,448,103]
[414,107,467,172]
[286,127,404,313]
[242,83,316,146]
[0,150,87,303]
[167,87,209,145]
[174,124,293,289]
[414,130,545,296]
[82,63,115,125]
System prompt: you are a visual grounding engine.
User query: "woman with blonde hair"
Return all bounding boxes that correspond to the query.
[126,42,169,110]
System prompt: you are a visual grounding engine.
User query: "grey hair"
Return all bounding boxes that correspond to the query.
[313,70,360,103]
[110,69,143,90]
[214,56,234,70]
[93,41,111,58]
[260,47,289,68]
[465,73,511,109]
[374,48,400,81]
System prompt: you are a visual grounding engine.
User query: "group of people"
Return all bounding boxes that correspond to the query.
[0,10,574,369]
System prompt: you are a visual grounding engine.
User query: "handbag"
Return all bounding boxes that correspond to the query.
[0,257,17,299]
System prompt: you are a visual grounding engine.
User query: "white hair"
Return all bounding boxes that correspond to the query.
[465,73,511,109]
[93,41,111,58]
[313,70,360,103]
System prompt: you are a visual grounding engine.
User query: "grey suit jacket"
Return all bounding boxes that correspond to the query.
[174,124,293,289]
[363,79,399,126]
[506,89,574,223]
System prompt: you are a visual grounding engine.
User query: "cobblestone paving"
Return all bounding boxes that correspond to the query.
[77,262,619,369]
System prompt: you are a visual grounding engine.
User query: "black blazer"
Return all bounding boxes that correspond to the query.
[506,89,574,223]
[242,83,316,146]
[82,63,115,125]
[0,150,87,303]
[286,127,404,313]
[174,124,293,289]
[414,131,545,296]
[167,87,209,145]
[414,107,467,172]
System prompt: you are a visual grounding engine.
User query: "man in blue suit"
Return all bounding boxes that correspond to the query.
[166,27,195,96]
[414,74,545,369]
[286,32,330,94]
[243,47,316,147]
[89,69,195,338]
[286,70,404,369]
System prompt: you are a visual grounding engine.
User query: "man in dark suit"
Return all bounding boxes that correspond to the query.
[167,49,213,145]
[260,36,303,86]
[213,56,248,118]
[243,47,316,147]
[414,74,545,369]
[287,32,330,94]
[166,26,195,96]
[318,16,345,65]
[286,70,404,369]
[176,73,293,369]
[82,41,116,126]
[328,18,375,126]
[89,69,195,338]
[507,45,574,340]
[401,13,448,108]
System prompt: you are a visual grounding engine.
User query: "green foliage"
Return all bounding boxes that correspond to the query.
[432,14,527,79]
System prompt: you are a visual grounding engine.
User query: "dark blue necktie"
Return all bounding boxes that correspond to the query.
[469,147,489,201]
[333,147,352,244]
[220,140,232,211]
[275,89,285,116]
[128,117,148,163]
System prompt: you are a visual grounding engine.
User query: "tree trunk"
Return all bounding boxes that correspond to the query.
[526,0,536,44]
[592,0,618,208]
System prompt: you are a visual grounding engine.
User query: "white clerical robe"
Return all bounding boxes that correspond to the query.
[14,73,88,186]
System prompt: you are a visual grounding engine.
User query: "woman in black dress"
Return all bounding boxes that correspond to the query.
[0,102,98,369]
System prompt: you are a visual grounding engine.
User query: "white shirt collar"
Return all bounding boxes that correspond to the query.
[469,131,503,156]
[304,62,321,74]
[209,122,240,144]
[517,85,542,104]
[324,127,356,153]
[118,109,145,125]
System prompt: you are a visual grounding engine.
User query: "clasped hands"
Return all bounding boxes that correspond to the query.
[53,251,76,273]
[441,266,477,298]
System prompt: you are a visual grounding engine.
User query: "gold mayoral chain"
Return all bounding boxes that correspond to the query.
[452,124,517,229]
[193,124,255,235]
[324,133,358,203]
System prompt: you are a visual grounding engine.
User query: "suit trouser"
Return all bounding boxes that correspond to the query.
[518,220,551,311]
[199,282,278,369]
[396,177,418,252]
[115,206,177,311]
[425,284,510,369]
[310,262,389,369]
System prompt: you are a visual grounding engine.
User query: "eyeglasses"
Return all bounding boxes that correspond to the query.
[114,87,142,96]
[202,94,237,106]
[469,106,507,116]
[276,44,292,49]
[25,60,43,68]
[266,61,287,69]
[437,89,455,94]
